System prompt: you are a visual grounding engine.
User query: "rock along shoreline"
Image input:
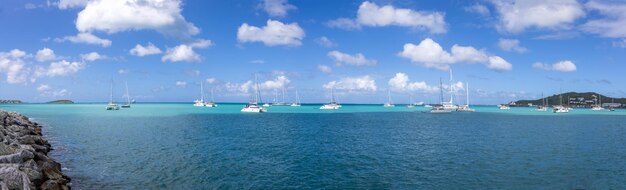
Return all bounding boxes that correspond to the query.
[0,110,70,190]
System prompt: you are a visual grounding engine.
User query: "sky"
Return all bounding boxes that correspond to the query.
[0,0,625,104]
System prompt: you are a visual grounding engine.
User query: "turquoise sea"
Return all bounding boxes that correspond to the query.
[0,103,625,189]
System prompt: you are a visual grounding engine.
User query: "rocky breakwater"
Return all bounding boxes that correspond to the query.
[0,110,70,190]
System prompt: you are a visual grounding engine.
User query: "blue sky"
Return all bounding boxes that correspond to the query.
[0,0,625,104]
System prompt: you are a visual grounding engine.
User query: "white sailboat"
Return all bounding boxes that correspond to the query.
[553,94,569,113]
[536,92,547,111]
[193,81,206,107]
[320,86,341,110]
[431,78,452,113]
[121,81,131,108]
[456,82,475,112]
[591,93,604,110]
[498,104,510,110]
[291,89,301,107]
[241,75,267,113]
[273,87,288,106]
[106,81,120,110]
[442,68,458,110]
[205,88,217,107]
[407,94,415,108]
[383,90,395,107]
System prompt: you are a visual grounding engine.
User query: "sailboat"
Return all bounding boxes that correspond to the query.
[290,89,301,107]
[193,81,206,107]
[241,74,267,113]
[383,90,395,107]
[591,93,604,110]
[407,94,415,108]
[264,90,276,107]
[273,87,288,106]
[553,93,569,113]
[536,92,548,111]
[205,88,217,107]
[441,68,458,110]
[106,81,120,110]
[456,82,475,112]
[320,86,341,110]
[431,78,452,113]
[121,81,131,108]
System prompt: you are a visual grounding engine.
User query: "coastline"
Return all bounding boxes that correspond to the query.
[0,110,70,189]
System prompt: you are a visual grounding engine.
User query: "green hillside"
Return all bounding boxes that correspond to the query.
[515,92,625,107]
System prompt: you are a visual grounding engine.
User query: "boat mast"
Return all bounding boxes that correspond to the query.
[449,68,453,104]
[466,82,469,106]
[439,78,444,104]
[200,81,204,102]
[282,87,285,103]
[125,81,130,104]
[387,89,392,104]
[331,86,336,103]
[109,80,114,104]
[295,89,300,104]
[254,74,261,104]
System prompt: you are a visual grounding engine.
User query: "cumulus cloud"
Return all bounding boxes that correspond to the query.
[57,0,89,9]
[35,48,57,62]
[37,84,70,97]
[316,36,337,48]
[261,75,290,90]
[259,0,296,17]
[118,69,129,75]
[328,51,377,66]
[0,49,30,84]
[317,64,332,73]
[75,0,200,37]
[613,39,626,48]
[224,80,254,95]
[175,80,187,87]
[327,1,447,33]
[388,73,437,93]
[532,60,577,72]
[464,3,490,16]
[206,77,217,84]
[323,75,377,92]
[581,1,626,38]
[54,32,112,47]
[162,39,212,63]
[250,59,265,64]
[497,38,528,53]
[35,60,86,77]
[490,0,585,33]
[80,52,104,61]
[398,38,512,71]
[130,43,162,56]
[237,19,305,47]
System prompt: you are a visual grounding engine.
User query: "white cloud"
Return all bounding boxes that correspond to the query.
[398,38,512,71]
[130,43,162,56]
[175,80,187,87]
[464,4,490,16]
[388,73,437,93]
[328,1,447,33]
[250,59,265,64]
[497,38,528,53]
[0,49,30,84]
[532,60,576,72]
[35,48,57,62]
[80,52,103,61]
[261,75,290,90]
[237,19,305,47]
[490,0,585,33]
[57,0,89,9]
[317,64,332,73]
[162,45,199,62]
[36,60,86,77]
[224,80,254,95]
[581,1,626,38]
[75,0,199,37]
[328,51,377,66]
[613,39,626,48]
[206,77,217,84]
[260,0,296,17]
[37,84,70,97]
[118,69,129,75]
[323,75,377,92]
[54,32,112,47]
[188,39,213,48]
[186,69,201,76]
[316,36,337,48]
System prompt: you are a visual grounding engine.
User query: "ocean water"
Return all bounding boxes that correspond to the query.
[1,103,625,189]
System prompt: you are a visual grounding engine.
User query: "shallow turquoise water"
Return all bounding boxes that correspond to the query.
[1,103,625,189]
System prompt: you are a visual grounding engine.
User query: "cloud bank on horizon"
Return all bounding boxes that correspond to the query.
[1,0,625,104]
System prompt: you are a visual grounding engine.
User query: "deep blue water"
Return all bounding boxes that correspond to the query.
[1,104,625,189]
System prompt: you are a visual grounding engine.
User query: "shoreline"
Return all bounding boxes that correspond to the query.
[0,110,70,189]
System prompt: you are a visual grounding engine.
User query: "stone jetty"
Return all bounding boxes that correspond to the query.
[0,110,70,190]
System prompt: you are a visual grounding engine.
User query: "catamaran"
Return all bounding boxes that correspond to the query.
[383,90,394,107]
[591,93,604,110]
[106,81,120,110]
[320,86,341,110]
[205,88,217,107]
[553,94,569,113]
[456,82,475,112]
[441,69,458,110]
[536,92,548,111]
[121,81,131,108]
[291,89,301,107]
[193,81,206,107]
[431,78,452,113]
[241,75,267,113]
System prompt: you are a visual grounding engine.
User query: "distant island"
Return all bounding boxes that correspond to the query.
[0,100,22,104]
[513,92,624,108]
[46,100,74,104]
